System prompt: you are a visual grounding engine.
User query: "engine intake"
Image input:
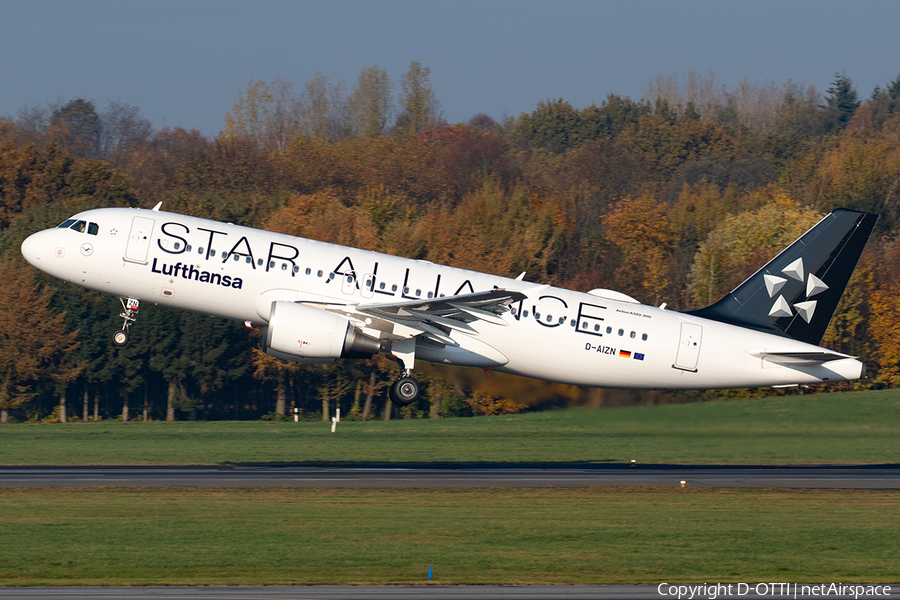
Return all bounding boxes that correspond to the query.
[262,301,381,362]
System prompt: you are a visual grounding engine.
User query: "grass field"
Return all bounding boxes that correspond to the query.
[1,487,898,586]
[3,390,898,587]
[1,389,899,465]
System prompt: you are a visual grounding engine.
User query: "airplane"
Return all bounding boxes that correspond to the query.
[20,204,877,406]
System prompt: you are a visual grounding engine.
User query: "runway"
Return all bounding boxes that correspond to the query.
[1,464,898,489]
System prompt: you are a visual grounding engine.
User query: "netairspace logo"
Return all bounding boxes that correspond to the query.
[657,582,893,599]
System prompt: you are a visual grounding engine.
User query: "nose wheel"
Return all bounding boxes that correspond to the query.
[112,329,129,347]
[112,297,139,347]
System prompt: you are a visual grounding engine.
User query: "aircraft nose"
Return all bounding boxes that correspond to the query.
[21,231,45,269]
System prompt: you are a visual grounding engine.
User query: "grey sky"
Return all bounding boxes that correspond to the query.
[2,0,898,135]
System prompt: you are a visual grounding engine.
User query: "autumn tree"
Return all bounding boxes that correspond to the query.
[688,193,821,307]
[395,61,442,134]
[252,347,304,416]
[224,78,301,151]
[99,100,152,164]
[603,194,673,305]
[299,73,348,140]
[0,259,79,422]
[347,66,392,138]
[49,99,102,159]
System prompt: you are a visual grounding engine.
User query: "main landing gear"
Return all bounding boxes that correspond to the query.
[112,298,139,347]
[389,375,421,406]
[388,338,422,406]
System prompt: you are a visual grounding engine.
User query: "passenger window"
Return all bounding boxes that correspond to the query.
[523,310,529,318]
[245,256,251,264]
[630,331,636,339]
[618,329,624,336]
[257,258,263,266]
[210,249,217,257]
[391,284,397,292]
[427,292,433,298]
[379,282,385,289]
[233,254,240,262]
[174,242,181,250]
[87,222,99,235]
[642,333,648,341]
[305,268,311,275]
[281,263,287,271]
[198,247,204,254]
[594,324,600,332]
[403,287,409,294]
[317,270,323,277]
[582,322,588,329]
[546,314,552,323]
[559,317,565,325]
[58,219,77,229]
[534,312,541,320]
[293,266,299,274]
[269,261,276,268]
[415,289,421,297]
[606,326,612,334]
[185,245,191,252]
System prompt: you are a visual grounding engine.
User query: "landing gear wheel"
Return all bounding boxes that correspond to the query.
[112,329,129,347]
[389,376,421,406]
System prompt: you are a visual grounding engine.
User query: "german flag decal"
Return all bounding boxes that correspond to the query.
[619,350,631,358]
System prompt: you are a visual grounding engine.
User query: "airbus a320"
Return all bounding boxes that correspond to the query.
[21,205,877,406]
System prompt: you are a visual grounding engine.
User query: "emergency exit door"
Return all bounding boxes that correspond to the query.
[674,323,702,371]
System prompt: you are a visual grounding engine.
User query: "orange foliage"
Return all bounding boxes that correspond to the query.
[265,190,379,251]
[603,193,673,303]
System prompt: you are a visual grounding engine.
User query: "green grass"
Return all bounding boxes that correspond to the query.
[2,390,900,465]
[0,487,897,586]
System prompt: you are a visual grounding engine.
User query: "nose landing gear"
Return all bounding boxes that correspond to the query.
[112,298,139,347]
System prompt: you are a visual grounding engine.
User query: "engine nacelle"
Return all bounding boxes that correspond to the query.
[262,301,381,362]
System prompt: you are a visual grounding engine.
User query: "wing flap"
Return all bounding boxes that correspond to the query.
[304,288,527,345]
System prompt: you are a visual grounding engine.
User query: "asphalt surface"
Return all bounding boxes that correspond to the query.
[4,466,897,599]
[1,464,899,488]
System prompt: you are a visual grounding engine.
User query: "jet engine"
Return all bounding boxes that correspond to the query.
[262,301,381,363]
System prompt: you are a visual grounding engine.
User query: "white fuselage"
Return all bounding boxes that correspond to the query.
[21,207,865,390]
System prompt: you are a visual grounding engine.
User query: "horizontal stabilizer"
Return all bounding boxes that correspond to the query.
[753,351,853,366]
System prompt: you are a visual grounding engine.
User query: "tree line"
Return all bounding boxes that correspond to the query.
[1,63,899,423]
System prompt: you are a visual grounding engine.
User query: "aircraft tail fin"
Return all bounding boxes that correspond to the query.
[687,208,877,345]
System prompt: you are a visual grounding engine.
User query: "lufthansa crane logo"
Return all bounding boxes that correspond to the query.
[80,243,94,257]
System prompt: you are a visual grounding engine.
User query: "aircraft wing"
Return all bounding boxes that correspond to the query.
[753,351,855,366]
[308,288,528,346]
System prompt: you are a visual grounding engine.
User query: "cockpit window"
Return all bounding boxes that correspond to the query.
[70,220,87,233]
[87,222,99,235]
[58,219,77,229]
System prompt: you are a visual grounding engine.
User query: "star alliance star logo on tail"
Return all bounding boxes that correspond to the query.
[765,258,829,323]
